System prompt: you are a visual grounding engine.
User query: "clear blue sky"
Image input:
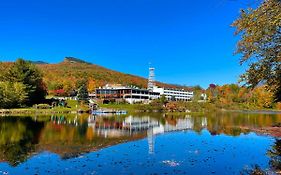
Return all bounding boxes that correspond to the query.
[0,0,258,88]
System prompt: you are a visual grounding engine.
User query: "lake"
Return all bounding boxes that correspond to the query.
[0,112,281,175]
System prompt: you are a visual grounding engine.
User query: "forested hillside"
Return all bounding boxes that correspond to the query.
[0,57,180,96]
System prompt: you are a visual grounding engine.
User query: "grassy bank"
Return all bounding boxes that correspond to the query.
[0,107,76,115]
[99,102,211,114]
[0,99,89,115]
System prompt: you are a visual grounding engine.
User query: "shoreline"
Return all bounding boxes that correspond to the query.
[1,107,281,116]
[0,108,84,115]
[221,109,281,114]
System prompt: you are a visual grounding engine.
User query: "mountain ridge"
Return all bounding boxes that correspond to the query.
[0,57,192,95]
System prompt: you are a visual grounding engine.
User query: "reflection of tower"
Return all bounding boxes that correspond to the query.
[147,128,155,154]
[201,117,208,127]
[148,66,155,91]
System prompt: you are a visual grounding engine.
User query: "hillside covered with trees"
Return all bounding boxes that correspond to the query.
[0,57,184,97]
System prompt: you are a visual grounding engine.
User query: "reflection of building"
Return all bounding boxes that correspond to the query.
[151,116,194,135]
[87,115,208,154]
[87,115,209,137]
[87,115,160,137]
[201,117,207,127]
[123,116,159,131]
[147,128,154,154]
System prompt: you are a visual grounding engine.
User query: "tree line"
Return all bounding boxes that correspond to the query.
[206,84,281,110]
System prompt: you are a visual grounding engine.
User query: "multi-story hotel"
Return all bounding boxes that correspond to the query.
[96,84,160,104]
[152,86,193,101]
[95,67,194,103]
[148,67,193,101]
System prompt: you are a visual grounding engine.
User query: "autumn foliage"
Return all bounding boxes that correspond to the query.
[206,84,276,109]
[232,0,281,102]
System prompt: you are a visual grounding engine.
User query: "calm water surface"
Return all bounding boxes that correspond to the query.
[0,112,281,175]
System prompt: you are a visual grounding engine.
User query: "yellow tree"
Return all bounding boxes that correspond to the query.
[88,79,97,93]
[232,0,281,102]
[252,86,274,108]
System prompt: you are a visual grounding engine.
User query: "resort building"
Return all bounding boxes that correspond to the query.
[95,84,160,104]
[152,86,194,101]
[95,67,194,103]
[148,66,194,101]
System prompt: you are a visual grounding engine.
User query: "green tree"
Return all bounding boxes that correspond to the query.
[192,86,204,102]
[75,79,88,89]
[232,0,281,102]
[159,95,168,106]
[77,84,89,101]
[3,59,47,105]
[193,85,203,91]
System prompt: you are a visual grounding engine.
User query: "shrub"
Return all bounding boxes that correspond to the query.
[276,102,281,110]
[35,104,51,109]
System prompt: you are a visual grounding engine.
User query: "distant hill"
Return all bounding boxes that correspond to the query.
[0,57,186,95]
[29,61,49,64]
[63,57,91,64]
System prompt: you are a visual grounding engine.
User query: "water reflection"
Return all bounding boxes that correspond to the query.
[87,115,197,137]
[0,112,280,173]
[268,139,281,172]
[0,117,44,166]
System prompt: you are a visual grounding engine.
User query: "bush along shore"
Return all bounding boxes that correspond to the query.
[0,99,90,115]
[99,101,281,114]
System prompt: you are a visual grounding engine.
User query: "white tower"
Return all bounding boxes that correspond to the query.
[148,67,155,91]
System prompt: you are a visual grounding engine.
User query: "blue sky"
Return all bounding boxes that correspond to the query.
[0,0,258,88]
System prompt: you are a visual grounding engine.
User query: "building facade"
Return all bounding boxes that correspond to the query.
[147,67,194,101]
[152,86,193,101]
[96,84,160,104]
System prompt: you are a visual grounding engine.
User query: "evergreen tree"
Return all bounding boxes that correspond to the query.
[77,84,89,101]
[3,59,47,105]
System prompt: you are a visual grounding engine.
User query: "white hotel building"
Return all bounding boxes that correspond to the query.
[96,84,160,104]
[95,67,194,103]
[152,86,193,101]
[148,67,194,101]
